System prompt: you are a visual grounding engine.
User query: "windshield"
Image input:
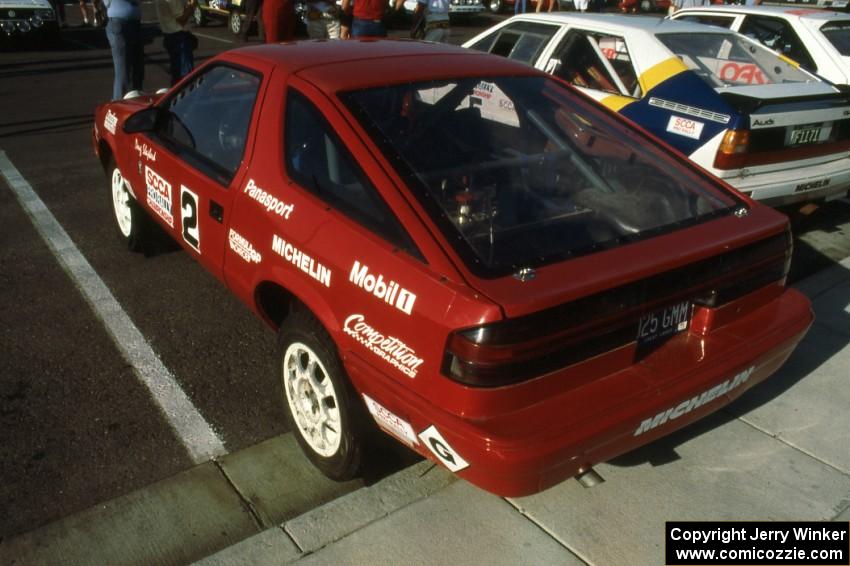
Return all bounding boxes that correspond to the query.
[820,20,850,56]
[657,32,815,87]
[341,76,739,278]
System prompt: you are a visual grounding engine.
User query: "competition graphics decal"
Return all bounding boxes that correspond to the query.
[362,394,419,447]
[145,166,173,227]
[229,229,262,263]
[180,186,200,253]
[418,425,469,473]
[271,235,331,287]
[343,314,423,378]
[349,260,416,315]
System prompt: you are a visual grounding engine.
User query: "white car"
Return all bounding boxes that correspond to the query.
[0,0,58,43]
[401,0,484,15]
[671,6,850,88]
[464,14,850,206]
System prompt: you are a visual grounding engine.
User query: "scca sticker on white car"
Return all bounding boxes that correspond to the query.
[180,186,200,253]
[666,116,705,140]
[418,425,469,472]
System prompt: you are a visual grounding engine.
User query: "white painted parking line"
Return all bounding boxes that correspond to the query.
[193,32,237,45]
[0,150,227,464]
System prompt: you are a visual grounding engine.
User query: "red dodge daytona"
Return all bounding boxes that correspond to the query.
[93,40,813,496]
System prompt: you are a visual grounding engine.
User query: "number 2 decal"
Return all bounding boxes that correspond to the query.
[181,186,201,253]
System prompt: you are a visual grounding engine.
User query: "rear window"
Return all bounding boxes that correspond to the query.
[821,20,850,56]
[657,32,815,87]
[341,76,740,278]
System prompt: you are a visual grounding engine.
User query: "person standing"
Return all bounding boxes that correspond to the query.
[514,0,527,14]
[411,0,449,42]
[534,0,556,12]
[340,0,390,38]
[240,0,263,41]
[103,0,144,100]
[305,0,340,39]
[262,0,296,42]
[156,0,196,85]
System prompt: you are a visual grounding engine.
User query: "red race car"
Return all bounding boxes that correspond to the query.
[93,40,812,497]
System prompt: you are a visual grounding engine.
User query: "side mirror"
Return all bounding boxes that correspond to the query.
[123,106,167,134]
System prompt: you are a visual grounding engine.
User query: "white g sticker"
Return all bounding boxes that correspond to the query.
[418,425,469,473]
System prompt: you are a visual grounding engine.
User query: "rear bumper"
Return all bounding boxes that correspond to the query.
[348,287,813,496]
[720,155,850,207]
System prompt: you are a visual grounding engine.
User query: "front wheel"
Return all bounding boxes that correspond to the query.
[279,306,363,480]
[229,9,243,35]
[488,0,502,13]
[109,160,150,252]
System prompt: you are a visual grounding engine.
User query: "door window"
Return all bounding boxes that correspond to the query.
[158,65,261,185]
[549,31,628,95]
[739,16,816,71]
[468,21,561,64]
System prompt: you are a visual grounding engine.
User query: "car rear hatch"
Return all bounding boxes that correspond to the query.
[713,83,850,170]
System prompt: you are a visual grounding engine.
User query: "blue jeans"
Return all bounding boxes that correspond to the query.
[106,18,144,100]
[514,0,527,13]
[163,31,194,85]
[351,17,385,38]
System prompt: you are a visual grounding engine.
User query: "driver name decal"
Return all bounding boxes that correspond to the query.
[145,165,173,227]
[343,314,423,378]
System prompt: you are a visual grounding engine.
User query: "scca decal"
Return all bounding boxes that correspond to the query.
[180,186,200,253]
[145,165,173,227]
[362,394,418,447]
[418,425,469,473]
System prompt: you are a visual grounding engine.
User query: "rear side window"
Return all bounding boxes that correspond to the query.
[676,15,735,29]
[658,32,814,87]
[469,21,560,64]
[739,16,816,71]
[284,90,419,256]
[549,31,624,95]
[821,20,850,56]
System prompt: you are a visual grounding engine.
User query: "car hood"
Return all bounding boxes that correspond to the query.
[0,0,51,8]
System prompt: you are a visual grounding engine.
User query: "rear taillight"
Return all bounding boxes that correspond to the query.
[714,129,750,170]
[442,230,791,388]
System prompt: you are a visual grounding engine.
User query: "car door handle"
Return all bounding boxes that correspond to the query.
[210,200,224,223]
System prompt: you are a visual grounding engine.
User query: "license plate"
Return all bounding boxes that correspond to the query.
[786,122,831,146]
[636,300,692,353]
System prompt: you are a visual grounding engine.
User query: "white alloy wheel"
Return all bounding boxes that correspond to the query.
[111,167,133,238]
[283,341,342,457]
[229,10,242,35]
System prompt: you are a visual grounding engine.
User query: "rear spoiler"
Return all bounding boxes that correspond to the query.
[718,91,850,113]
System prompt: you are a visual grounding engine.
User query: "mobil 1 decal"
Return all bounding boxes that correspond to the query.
[180,186,200,253]
[418,425,469,473]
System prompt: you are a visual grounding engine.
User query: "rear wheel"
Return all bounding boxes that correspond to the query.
[279,306,363,480]
[108,159,150,252]
[229,9,242,35]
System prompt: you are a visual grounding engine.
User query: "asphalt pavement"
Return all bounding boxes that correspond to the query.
[3,256,848,565]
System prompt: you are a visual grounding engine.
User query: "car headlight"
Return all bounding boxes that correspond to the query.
[1,20,15,34]
[17,20,31,32]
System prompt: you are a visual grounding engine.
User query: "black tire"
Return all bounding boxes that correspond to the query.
[229,9,243,35]
[278,305,363,481]
[193,5,207,26]
[107,158,150,252]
